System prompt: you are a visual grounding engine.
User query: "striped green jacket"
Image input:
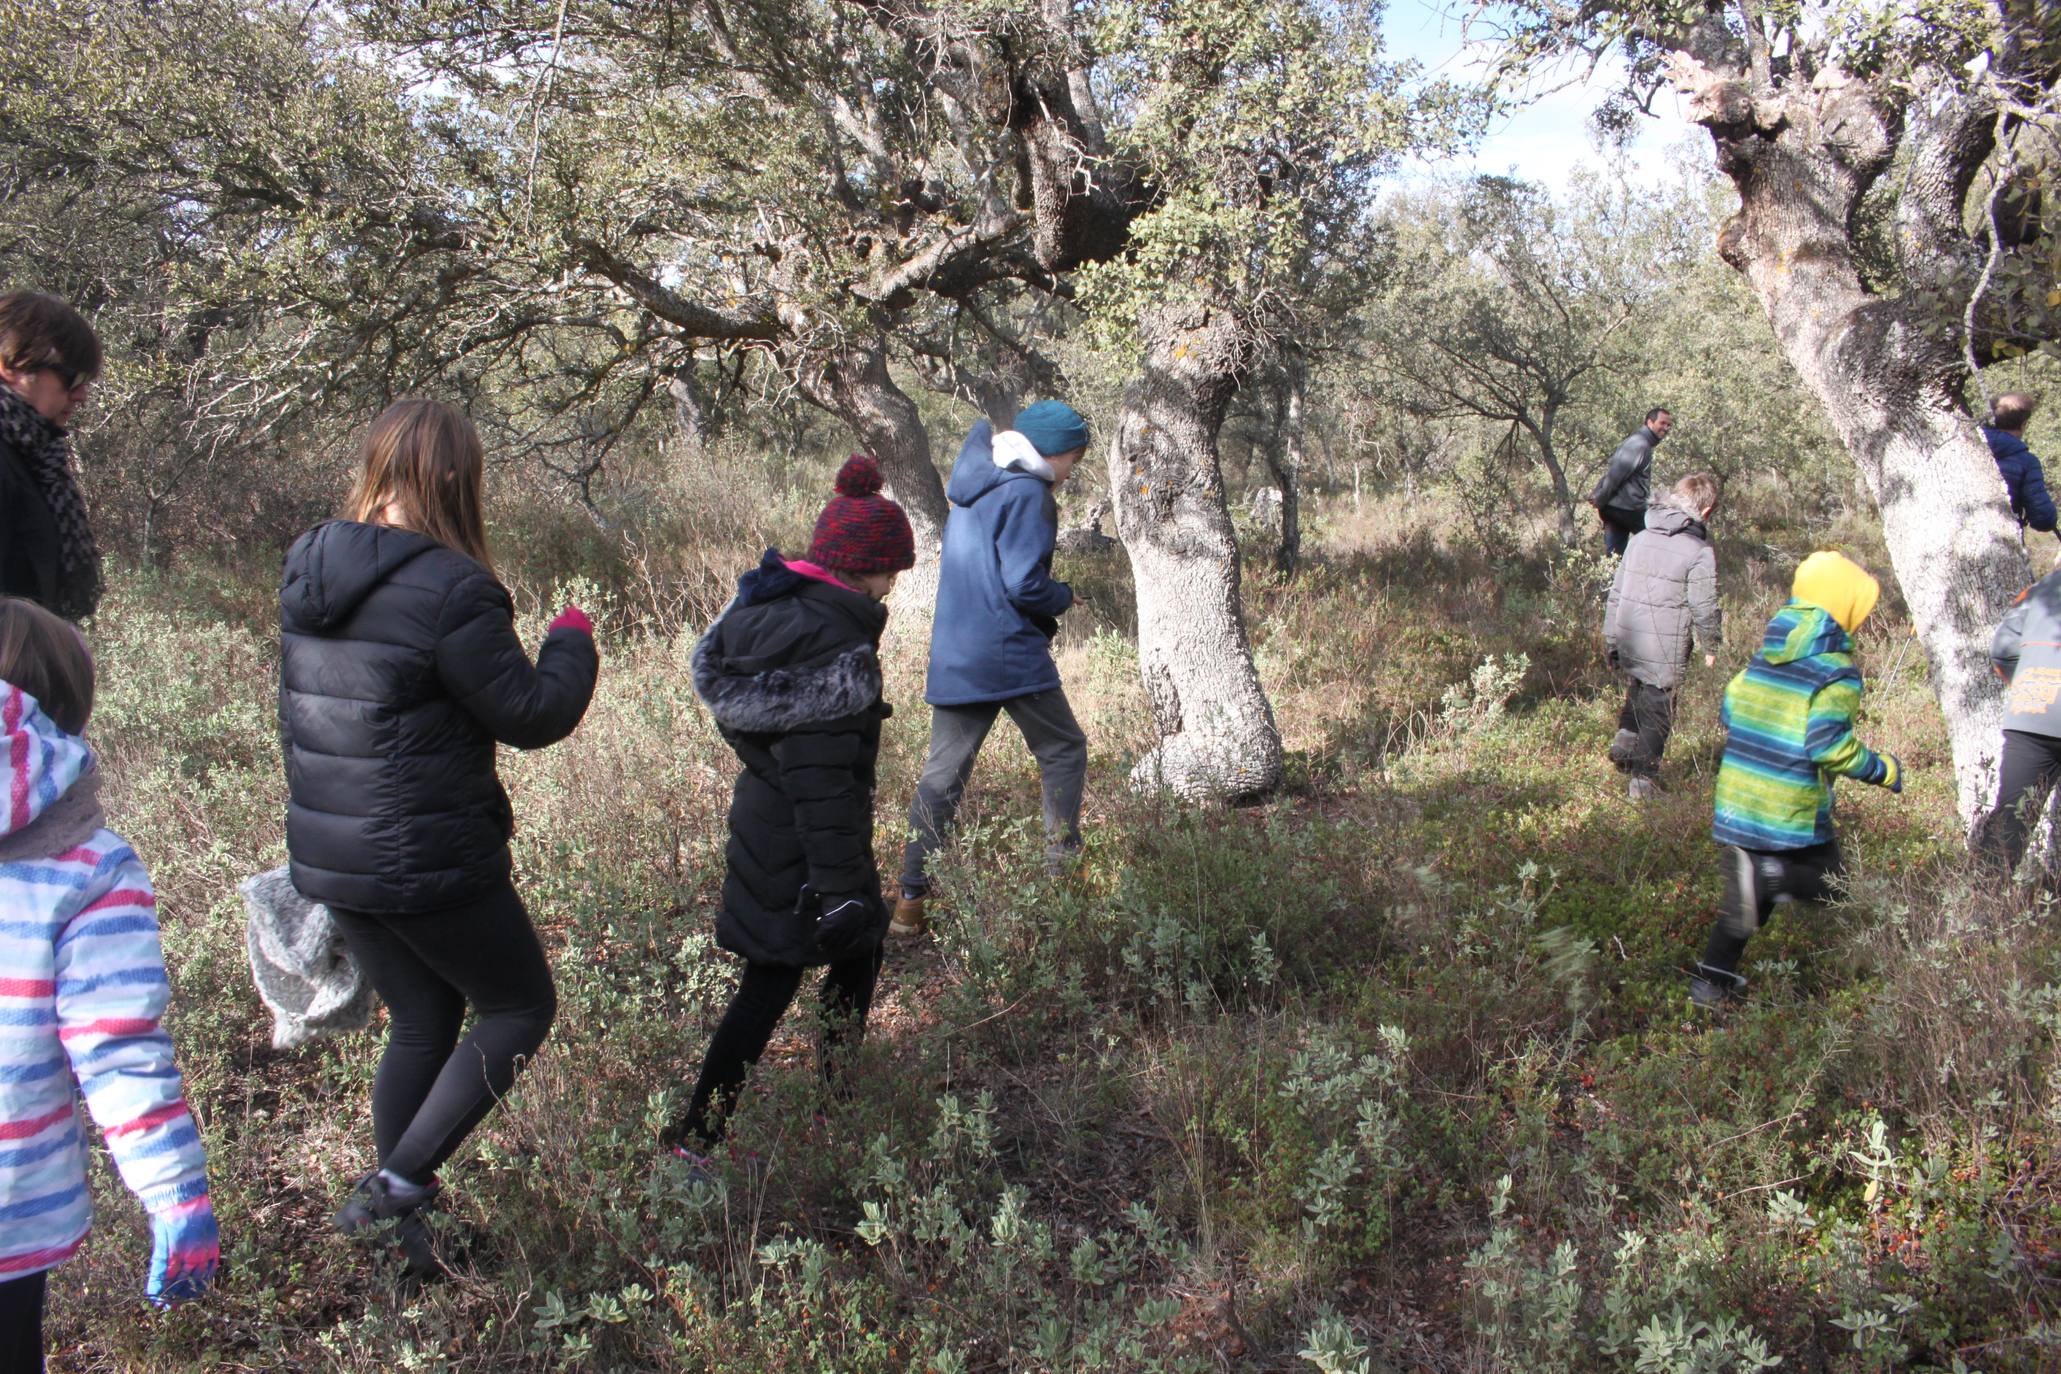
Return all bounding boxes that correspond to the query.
[1713,601,1893,850]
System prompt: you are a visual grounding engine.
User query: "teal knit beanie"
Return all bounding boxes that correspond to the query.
[1013,400,1091,457]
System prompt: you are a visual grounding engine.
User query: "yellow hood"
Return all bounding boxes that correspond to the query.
[1791,550,1880,633]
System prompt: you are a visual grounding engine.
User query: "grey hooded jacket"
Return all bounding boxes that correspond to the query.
[1604,501,1721,689]
[1991,569,2061,735]
[1590,425,1661,516]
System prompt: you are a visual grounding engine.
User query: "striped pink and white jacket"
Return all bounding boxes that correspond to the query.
[1,683,209,1280]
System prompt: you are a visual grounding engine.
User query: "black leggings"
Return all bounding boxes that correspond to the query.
[674,949,882,1148]
[332,882,557,1183]
[1978,729,2061,877]
[1699,838,1844,977]
[0,1269,46,1374]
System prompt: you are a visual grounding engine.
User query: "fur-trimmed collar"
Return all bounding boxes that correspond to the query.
[692,629,882,733]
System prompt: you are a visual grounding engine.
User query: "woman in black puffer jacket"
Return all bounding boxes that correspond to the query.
[278,399,598,1274]
[667,455,914,1164]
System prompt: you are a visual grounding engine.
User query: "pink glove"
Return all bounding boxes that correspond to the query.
[548,605,593,637]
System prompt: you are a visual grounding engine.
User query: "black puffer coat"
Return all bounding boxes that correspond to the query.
[1,434,66,613]
[693,552,891,967]
[278,520,599,914]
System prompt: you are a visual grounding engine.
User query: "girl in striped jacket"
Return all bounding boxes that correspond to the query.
[0,597,216,1369]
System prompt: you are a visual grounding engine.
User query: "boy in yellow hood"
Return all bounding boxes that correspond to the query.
[1690,552,1906,1006]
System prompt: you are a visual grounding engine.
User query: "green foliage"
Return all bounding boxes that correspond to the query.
[45,481,2061,1371]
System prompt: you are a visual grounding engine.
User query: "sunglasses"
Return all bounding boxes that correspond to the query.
[38,364,93,397]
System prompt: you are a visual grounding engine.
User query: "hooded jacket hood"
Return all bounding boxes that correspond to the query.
[1791,550,1879,634]
[946,420,1045,508]
[1640,502,1706,540]
[1760,601,1852,665]
[2,681,92,838]
[732,547,816,608]
[280,520,446,635]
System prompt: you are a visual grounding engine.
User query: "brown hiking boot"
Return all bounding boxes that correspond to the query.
[889,893,928,938]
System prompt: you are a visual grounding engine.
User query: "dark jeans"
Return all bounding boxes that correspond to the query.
[899,690,1088,895]
[0,1269,45,1374]
[674,948,883,1148]
[1601,506,1645,557]
[1615,679,1675,779]
[1699,838,1844,977]
[1977,729,2061,877]
[332,882,557,1184]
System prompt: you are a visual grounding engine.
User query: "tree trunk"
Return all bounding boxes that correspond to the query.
[1261,356,1306,577]
[1678,58,2025,823]
[1107,299,1284,801]
[669,367,716,467]
[800,330,949,605]
[803,331,948,553]
[1525,405,1580,546]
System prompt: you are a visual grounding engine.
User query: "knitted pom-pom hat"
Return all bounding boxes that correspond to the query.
[808,454,917,574]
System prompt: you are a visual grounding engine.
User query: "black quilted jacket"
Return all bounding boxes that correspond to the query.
[694,553,891,967]
[278,520,598,914]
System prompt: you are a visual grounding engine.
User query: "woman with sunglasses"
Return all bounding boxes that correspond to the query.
[0,293,102,623]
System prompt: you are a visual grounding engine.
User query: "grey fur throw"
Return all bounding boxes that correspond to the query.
[240,866,376,1049]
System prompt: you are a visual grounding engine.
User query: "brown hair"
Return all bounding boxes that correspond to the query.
[0,293,102,385]
[342,400,494,570]
[1671,472,1722,517]
[0,597,95,735]
[1994,393,2038,432]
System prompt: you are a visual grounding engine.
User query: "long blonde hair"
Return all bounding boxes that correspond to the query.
[343,400,494,570]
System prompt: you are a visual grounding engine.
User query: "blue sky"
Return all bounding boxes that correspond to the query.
[1382,0,1696,188]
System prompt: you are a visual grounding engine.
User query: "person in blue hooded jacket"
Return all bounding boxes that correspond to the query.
[1983,392,2057,535]
[892,401,1091,937]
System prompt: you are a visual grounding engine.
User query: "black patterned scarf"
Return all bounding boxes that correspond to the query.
[0,383,102,620]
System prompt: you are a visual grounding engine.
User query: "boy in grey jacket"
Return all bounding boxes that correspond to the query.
[1980,557,2061,874]
[1604,473,1723,800]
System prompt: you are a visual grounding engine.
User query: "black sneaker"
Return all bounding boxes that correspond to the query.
[391,1210,446,1288]
[1688,964,1748,1008]
[334,1171,438,1237]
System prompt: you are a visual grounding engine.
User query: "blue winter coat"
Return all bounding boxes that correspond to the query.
[926,422,1073,706]
[1984,426,2057,533]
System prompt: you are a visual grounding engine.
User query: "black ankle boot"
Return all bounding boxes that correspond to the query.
[334,1171,438,1237]
[1688,963,1748,1008]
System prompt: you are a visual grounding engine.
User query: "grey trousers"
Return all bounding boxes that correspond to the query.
[899,690,1088,895]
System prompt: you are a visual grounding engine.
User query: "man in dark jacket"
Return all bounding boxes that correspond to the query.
[1589,407,1672,558]
[668,455,913,1161]
[1604,473,1722,799]
[894,400,1091,937]
[0,293,104,620]
[1982,392,2057,535]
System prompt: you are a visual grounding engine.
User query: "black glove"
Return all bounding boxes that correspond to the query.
[814,891,879,960]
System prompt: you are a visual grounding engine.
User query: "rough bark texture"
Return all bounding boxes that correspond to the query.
[1671,51,2026,822]
[1107,299,1284,801]
[801,331,948,556]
